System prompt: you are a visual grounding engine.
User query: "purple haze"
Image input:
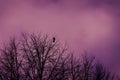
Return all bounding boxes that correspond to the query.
[0,0,120,75]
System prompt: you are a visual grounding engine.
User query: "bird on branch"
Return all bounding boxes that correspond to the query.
[53,37,55,42]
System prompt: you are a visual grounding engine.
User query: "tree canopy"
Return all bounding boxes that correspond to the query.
[0,33,119,80]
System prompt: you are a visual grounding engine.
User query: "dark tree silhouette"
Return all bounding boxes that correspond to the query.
[0,38,22,80]
[94,62,117,80]
[0,32,119,80]
[20,33,68,80]
[67,53,82,80]
[80,53,95,80]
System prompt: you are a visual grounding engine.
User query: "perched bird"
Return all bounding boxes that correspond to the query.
[53,37,55,42]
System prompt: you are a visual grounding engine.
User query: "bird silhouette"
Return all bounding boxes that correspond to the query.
[53,37,55,42]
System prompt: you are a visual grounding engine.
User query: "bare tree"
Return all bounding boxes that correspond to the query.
[0,38,22,80]
[20,33,68,80]
[0,32,119,80]
[80,53,95,80]
[65,53,81,80]
[94,62,116,80]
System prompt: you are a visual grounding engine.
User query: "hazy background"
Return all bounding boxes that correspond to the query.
[0,0,120,75]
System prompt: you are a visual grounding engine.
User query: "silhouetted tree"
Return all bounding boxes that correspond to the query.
[0,32,119,80]
[80,53,95,80]
[0,38,22,80]
[20,33,68,80]
[64,53,81,80]
[93,61,118,80]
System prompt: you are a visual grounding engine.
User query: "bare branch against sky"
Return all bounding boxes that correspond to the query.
[0,0,120,76]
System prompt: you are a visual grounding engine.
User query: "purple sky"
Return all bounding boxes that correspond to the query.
[0,0,120,75]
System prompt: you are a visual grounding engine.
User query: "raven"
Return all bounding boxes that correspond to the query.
[53,37,55,42]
